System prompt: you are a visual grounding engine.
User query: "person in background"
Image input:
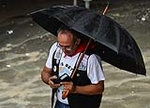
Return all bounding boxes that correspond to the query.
[41,25,105,108]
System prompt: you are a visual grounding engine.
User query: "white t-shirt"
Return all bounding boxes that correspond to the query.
[46,42,105,104]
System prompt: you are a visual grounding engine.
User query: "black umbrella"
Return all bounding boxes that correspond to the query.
[30,5,146,75]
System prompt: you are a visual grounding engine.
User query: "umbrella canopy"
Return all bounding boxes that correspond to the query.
[30,5,146,75]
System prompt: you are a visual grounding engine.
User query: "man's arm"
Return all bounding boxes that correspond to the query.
[41,66,61,89]
[41,66,52,85]
[74,80,104,95]
[61,80,104,95]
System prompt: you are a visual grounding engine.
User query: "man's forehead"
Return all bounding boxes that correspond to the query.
[58,30,73,38]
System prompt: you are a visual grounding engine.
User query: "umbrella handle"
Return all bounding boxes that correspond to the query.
[102,2,109,15]
[62,90,70,99]
[61,39,92,99]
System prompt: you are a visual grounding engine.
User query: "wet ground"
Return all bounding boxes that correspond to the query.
[0,0,150,108]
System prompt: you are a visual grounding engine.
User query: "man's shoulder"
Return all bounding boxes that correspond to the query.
[88,53,101,62]
[49,42,58,52]
[51,42,57,49]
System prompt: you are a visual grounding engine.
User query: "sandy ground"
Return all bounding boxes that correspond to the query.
[0,0,150,108]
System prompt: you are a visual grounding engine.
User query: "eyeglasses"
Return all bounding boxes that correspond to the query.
[57,42,73,51]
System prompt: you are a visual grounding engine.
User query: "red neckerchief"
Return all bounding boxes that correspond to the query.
[70,40,95,56]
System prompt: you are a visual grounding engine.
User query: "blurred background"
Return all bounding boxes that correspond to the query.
[0,0,150,108]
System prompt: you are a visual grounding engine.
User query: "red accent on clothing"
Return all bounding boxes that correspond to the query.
[72,40,95,56]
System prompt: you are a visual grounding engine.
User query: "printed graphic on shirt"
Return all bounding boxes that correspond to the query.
[59,61,74,72]
[59,66,71,77]
[78,55,89,71]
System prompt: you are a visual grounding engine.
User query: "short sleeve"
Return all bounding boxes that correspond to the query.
[45,42,57,68]
[87,54,105,84]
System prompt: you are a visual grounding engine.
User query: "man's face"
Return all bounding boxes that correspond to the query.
[57,30,77,56]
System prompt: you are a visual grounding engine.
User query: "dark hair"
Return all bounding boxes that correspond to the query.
[57,25,70,33]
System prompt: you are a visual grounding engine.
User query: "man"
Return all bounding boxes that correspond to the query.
[41,25,105,108]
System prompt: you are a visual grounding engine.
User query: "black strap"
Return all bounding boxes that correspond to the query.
[70,53,82,77]
[51,48,62,108]
[51,88,57,108]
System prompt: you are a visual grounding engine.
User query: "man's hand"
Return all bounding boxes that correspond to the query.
[61,81,76,93]
[48,75,61,89]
